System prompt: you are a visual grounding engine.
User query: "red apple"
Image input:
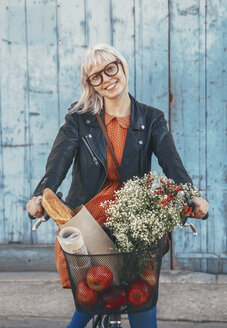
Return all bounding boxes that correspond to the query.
[140,262,157,288]
[76,279,99,307]
[102,286,127,309]
[87,265,113,291]
[128,279,152,307]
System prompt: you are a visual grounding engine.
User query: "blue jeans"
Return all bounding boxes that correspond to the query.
[66,306,157,328]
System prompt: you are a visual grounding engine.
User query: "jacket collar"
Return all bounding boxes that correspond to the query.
[83,93,145,130]
[129,94,146,131]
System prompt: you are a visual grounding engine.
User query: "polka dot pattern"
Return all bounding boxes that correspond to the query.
[85,113,130,226]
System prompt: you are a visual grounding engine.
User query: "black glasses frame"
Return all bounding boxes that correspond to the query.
[86,59,123,87]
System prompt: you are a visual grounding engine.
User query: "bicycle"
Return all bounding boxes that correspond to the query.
[30,191,208,328]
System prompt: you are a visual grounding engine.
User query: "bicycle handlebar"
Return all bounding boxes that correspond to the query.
[28,192,209,232]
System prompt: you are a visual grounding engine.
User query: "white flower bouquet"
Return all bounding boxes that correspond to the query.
[102,171,200,253]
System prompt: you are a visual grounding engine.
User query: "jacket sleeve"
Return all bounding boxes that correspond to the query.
[151,112,193,185]
[32,112,79,196]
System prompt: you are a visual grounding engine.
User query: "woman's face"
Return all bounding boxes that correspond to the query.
[87,55,127,100]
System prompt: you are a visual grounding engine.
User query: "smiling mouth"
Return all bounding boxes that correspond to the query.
[105,81,118,90]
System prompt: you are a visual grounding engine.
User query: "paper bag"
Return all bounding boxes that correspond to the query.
[60,206,119,283]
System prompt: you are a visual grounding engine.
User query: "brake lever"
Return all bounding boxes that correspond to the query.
[183,222,198,236]
[32,211,49,231]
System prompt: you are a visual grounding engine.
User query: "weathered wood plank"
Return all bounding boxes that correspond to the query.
[206,0,227,273]
[86,0,111,46]
[54,0,87,202]
[111,0,135,95]
[57,0,87,119]
[134,0,169,179]
[170,0,208,271]
[25,0,60,243]
[135,0,169,110]
[0,6,5,242]
[134,0,170,268]
[134,0,170,266]
[0,0,31,243]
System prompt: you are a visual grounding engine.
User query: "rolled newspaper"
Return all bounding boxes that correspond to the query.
[57,227,91,283]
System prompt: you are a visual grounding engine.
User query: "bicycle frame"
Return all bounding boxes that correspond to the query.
[91,314,122,328]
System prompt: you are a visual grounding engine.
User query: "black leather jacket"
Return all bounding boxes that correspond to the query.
[33,94,192,210]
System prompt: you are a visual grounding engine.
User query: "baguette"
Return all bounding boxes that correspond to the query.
[42,188,74,226]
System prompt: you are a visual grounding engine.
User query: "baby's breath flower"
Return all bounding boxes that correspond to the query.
[103,171,200,252]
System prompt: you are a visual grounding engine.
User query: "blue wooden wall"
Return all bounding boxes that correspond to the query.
[0,0,226,273]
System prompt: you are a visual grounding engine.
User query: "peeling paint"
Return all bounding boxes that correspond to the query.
[179,6,199,16]
[29,112,40,116]
[28,88,53,94]
[1,39,12,45]
[0,144,33,148]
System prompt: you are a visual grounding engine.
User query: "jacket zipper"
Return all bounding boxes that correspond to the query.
[82,136,108,193]
[82,136,99,166]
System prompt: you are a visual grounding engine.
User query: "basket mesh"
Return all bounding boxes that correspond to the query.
[62,237,164,315]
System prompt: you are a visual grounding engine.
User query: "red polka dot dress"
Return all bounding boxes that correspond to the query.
[85,112,130,226]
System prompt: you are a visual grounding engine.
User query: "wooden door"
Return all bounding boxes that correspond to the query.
[0,0,226,273]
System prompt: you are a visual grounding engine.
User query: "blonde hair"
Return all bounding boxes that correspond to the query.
[70,44,129,115]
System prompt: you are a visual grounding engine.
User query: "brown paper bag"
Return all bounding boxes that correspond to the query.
[61,206,117,254]
[60,206,120,284]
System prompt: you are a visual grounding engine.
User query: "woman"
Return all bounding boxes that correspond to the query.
[27,44,209,328]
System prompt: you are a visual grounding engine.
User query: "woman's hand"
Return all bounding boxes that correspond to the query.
[191,197,209,219]
[26,196,44,218]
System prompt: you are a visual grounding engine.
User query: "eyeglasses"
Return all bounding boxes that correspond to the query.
[86,60,122,87]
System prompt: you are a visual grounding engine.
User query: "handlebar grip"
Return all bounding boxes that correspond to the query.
[28,191,63,220]
[201,212,209,220]
[28,212,37,220]
[189,202,209,220]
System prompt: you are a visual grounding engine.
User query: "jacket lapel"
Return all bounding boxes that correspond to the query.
[82,109,107,168]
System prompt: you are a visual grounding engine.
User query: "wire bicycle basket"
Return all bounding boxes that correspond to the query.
[62,236,164,315]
